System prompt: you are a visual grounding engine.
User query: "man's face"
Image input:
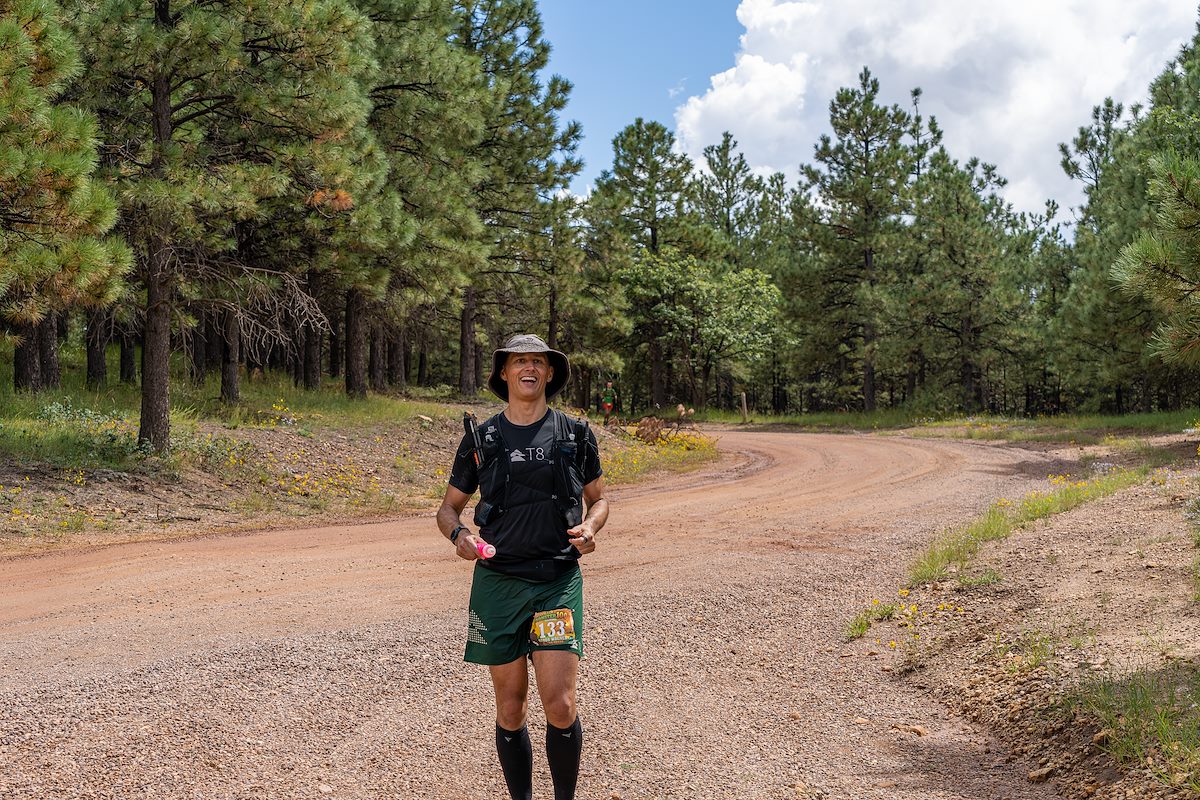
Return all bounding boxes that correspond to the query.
[501,352,553,401]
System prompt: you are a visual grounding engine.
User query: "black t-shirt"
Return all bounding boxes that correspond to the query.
[449,410,602,580]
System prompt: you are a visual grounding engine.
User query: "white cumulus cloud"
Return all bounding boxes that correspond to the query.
[674,0,1197,216]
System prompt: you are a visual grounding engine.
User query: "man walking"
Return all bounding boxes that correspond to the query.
[437,334,608,800]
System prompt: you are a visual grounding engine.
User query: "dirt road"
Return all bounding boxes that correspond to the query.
[1,431,1067,799]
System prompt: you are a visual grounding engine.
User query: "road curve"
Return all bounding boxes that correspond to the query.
[0,431,1064,799]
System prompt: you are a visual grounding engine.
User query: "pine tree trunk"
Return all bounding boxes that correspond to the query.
[220,309,241,405]
[459,287,477,395]
[862,321,877,413]
[263,343,280,372]
[188,311,207,382]
[120,329,137,384]
[418,346,428,386]
[14,322,42,392]
[139,233,173,451]
[38,314,61,389]
[665,349,675,405]
[291,336,303,387]
[344,287,367,398]
[202,312,220,373]
[403,336,413,386]
[548,285,558,350]
[474,340,485,392]
[329,313,342,378]
[138,31,175,450]
[960,315,978,413]
[649,337,666,409]
[303,325,322,390]
[369,321,386,392]
[387,328,405,389]
[86,309,109,389]
[573,366,587,411]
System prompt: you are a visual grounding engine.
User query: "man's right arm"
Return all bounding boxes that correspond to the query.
[437,485,484,561]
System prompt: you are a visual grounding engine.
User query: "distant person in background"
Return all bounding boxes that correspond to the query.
[436,334,608,800]
[600,381,617,425]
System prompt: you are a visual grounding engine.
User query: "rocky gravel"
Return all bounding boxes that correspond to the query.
[0,432,1101,798]
[871,475,1200,800]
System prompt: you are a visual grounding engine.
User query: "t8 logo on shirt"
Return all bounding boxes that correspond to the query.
[509,447,547,463]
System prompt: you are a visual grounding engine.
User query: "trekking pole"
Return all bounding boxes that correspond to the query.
[464,411,483,467]
[463,412,495,559]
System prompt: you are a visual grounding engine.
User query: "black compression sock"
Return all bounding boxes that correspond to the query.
[495,724,532,800]
[545,717,583,800]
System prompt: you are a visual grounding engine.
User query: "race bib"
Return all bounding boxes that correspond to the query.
[530,608,575,646]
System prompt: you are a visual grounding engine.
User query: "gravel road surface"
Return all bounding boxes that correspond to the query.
[1,431,1067,799]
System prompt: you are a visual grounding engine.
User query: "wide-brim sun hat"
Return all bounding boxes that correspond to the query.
[488,334,570,401]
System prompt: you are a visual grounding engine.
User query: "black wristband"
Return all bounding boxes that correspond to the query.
[450,523,468,544]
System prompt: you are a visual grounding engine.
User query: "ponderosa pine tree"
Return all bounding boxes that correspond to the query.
[592,119,699,406]
[741,172,800,411]
[0,0,130,392]
[1113,151,1200,364]
[901,151,1024,412]
[70,0,378,447]
[537,197,629,407]
[452,0,580,396]
[693,131,756,259]
[593,119,695,257]
[1055,99,1162,412]
[797,68,917,411]
[356,0,486,397]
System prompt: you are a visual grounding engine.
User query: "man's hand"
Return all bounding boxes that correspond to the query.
[455,532,484,561]
[567,523,597,555]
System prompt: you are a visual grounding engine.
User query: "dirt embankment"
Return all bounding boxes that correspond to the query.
[862,476,1200,800]
[0,409,707,555]
[0,430,1194,798]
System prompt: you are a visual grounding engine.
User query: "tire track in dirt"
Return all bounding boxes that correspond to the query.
[0,431,1067,799]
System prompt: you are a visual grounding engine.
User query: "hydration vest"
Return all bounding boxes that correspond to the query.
[473,409,590,529]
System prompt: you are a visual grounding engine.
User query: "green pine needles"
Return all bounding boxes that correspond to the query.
[0,0,131,389]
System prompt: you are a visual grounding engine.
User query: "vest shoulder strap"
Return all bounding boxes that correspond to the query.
[548,409,590,471]
[478,413,506,462]
[573,418,589,470]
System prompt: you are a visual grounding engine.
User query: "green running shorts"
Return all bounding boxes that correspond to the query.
[465,563,583,665]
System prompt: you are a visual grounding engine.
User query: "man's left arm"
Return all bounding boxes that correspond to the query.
[567,477,607,555]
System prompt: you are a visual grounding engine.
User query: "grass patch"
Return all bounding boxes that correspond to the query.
[993,629,1055,673]
[695,407,1200,444]
[910,468,1148,585]
[1185,498,1200,602]
[1191,554,1200,603]
[195,374,462,431]
[1072,664,1200,792]
[0,352,467,444]
[693,407,926,430]
[846,589,966,641]
[602,429,719,485]
[958,567,1002,588]
[846,601,899,640]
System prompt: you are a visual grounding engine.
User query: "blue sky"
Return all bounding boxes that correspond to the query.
[539,1,743,194]
[539,1,1196,217]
